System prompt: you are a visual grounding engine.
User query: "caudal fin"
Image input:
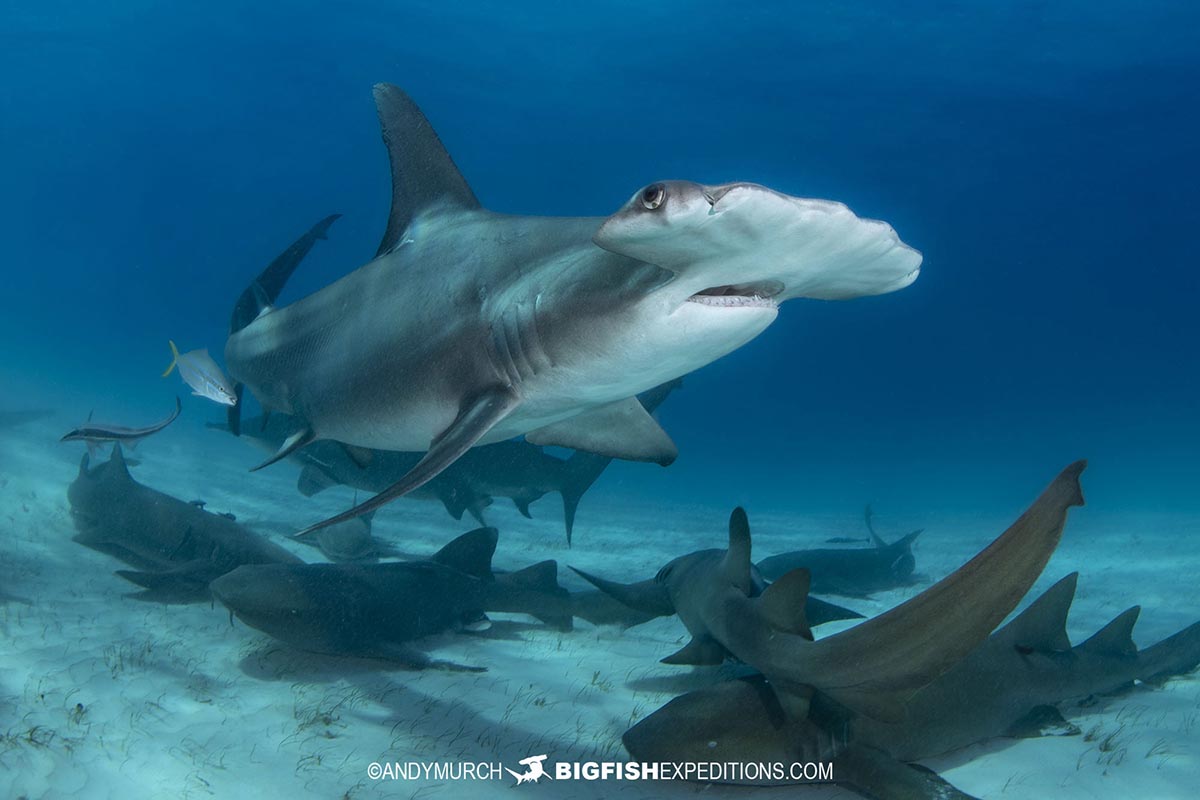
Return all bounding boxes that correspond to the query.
[161,340,180,377]
[1136,619,1200,684]
[555,379,682,545]
[559,451,611,545]
[799,461,1086,721]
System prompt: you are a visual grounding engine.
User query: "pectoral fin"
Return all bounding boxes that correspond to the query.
[1005,705,1081,739]
[838,744,982,800]
[340,443,375,469]
[661,635,728,666]
[295,386,519,536]
[526,397,677,465]
[250,427,316,472]
[297,464,339,497]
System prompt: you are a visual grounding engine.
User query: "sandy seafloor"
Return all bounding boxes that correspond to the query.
[1,412,1197,800]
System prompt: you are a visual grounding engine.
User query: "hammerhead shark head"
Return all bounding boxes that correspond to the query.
[623,572,1200,799]
[223,84,922,535]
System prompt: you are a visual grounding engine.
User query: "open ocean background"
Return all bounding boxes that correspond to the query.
[2,0,1198,517]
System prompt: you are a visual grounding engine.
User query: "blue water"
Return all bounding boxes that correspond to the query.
[2,4,1199,798]
[5,2,1197,521]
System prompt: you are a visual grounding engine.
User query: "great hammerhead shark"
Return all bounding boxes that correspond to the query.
[223,84,922,535]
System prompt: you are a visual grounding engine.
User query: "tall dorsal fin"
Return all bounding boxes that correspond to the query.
[372,83,481,257]
[864,504,887,547]
[1000,572,1078,653]
[1079,606,1140,657]
[720,507,754,594]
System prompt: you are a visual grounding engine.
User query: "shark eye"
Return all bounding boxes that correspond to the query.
[640,184,666,210]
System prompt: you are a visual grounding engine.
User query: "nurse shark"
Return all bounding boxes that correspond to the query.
[224,84,922,535]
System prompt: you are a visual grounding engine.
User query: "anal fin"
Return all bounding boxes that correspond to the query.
[295,387,518,536]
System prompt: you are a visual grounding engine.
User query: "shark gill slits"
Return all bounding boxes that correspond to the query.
[640,183,666,210]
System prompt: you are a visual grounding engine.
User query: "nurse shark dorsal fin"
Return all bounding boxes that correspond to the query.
[499,560,559,592]
[525,397,678,465]
[757,568,814,640]
[429,526,498,581]
[998,572,1077,653]
[1079,606,1141,657]
[108,442,132,479]
[720,507,755,595]
[373,83,481,257]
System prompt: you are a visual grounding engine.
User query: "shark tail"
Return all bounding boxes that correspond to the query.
[569,566,676,617]
[795,461,1086,722]
[491,560,574,631]
[554,379,681,545]
[559,451,611,546]
[1136,619,1200,685]
[892,529,923,550]
[161,340,180,377]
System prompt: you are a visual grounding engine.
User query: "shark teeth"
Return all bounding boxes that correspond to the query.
[687,280,782,308]
[686,293,778,308]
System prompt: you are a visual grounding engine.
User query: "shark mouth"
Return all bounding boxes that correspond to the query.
[687,281,782,308]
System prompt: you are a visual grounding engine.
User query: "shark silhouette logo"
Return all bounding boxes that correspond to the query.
[506,754,552,784]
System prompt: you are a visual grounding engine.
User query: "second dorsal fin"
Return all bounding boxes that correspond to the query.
[372,83,481,257]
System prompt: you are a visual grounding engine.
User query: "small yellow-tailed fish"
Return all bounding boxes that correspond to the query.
[163,340,238,406]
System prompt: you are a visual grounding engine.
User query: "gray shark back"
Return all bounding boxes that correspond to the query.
[68,446,301,601]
